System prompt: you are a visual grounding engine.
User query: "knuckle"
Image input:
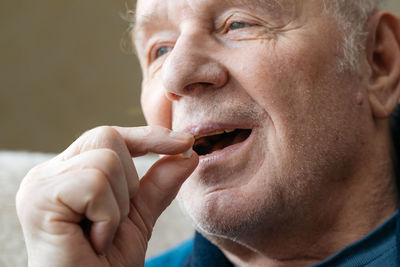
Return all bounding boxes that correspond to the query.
[139,125,169,139]
[78,126,122,150]
[15,189,39,224]
[85,169,109,198]
[97,148,125,180]
[25,161,47,178]
[15,187,26,215]
[99,148,121,167]
[61,126,122,159]
[139,126,153,138]
[150,125,169,135]
[17,166,46,200]
[15,172,49,222]
[92,126,120,140]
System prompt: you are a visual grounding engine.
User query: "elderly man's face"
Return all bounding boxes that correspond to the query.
[135,0,368,238]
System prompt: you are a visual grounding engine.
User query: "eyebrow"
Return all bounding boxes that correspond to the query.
[132,0,293,45]
[133,12,161,38]
[135,0,287,26]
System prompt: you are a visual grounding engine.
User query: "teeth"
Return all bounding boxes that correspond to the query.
[194,129,237,139]
[195,130,225,139]
[194,129,238,139]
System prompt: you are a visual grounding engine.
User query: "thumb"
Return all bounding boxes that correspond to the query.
[131,152,198,227]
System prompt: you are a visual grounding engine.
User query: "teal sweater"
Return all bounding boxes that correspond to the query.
[146,212,398,266]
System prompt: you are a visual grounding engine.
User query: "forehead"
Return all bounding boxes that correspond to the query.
[136,0,291,14]
[136,0,296,21]
[134,0,298,41]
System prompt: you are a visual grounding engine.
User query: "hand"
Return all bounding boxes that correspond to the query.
[16,126,198,267]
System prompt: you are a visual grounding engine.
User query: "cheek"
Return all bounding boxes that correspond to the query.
[229,33,345,125]
[141,79,172,128]
[228,36,357,159]
[228,45,308,132]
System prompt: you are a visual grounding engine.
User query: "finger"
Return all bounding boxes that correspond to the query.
[59,148,132,222]
[112,126,194,157]
[56,169,120,254]
[58,126,140,196]
[131,152,199,227]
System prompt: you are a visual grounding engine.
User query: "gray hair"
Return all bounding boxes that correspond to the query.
[323,0,387,72]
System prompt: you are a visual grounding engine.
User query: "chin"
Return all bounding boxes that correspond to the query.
[176,179,280,240]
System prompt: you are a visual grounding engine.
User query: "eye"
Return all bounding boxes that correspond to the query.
[228,21,252,31]
[155,46,172,59]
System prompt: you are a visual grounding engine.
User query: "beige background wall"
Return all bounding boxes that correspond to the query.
[1,0,142,152]
[1,1,400,153]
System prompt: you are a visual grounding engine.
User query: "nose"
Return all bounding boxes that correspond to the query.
[161,33,228,100]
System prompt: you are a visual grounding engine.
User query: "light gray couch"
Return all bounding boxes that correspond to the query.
[0,151,194,267]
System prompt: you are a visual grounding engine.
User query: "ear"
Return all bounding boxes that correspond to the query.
[366,12,400,119]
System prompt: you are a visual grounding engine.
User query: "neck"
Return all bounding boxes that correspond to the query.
[204,130,399,267]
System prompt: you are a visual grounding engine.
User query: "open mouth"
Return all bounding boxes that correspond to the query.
[193,129,252,156]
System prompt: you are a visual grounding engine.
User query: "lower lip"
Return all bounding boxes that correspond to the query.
[197,130,254,169]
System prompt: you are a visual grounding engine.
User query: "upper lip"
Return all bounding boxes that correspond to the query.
[183,123,255,139]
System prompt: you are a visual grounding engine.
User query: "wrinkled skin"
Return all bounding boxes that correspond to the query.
[16,0,400,266]
[16,126,198,267]
[136,0,399,265]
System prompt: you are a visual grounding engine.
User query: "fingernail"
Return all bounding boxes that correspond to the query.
[181,147,193,158]
[169,131,193,141]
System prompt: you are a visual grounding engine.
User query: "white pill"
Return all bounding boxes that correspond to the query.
[181,147,193,158]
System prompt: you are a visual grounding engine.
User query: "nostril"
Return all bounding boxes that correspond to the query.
[184,82,214,92]
[165,92,181,101]
[200,82,213,86]
[165,82,214,101]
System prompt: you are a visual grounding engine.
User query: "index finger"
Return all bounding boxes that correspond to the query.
[112,126,194,157]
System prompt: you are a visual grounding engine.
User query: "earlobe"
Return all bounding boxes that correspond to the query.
[366,12,400,119]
